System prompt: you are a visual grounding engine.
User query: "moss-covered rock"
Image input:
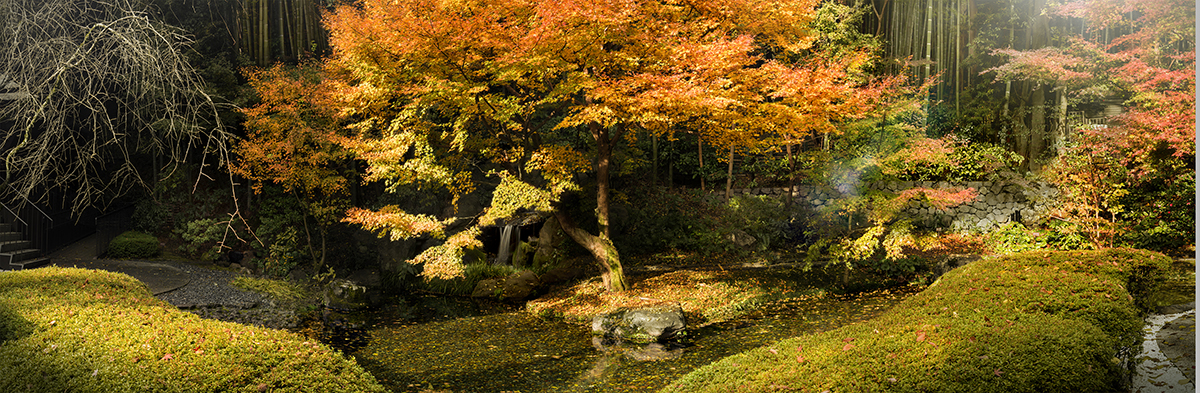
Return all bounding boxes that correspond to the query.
[0,267,385,392]
[663,248,1172,393]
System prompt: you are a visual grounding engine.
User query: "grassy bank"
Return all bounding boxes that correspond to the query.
[662,248,1172,392]
[0,267,384,392]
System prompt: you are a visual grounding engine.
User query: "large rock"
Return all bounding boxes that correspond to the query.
[592,305,687,343]
[539,266,583,285]
[324,279,369,310]
[726,229,757,248]
[471,270,540,300]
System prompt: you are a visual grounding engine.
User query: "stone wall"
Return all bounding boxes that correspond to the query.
[730,181,1058,232]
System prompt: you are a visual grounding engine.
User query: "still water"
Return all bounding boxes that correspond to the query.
[312,287,922,393]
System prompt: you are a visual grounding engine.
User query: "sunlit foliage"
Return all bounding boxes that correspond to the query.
[313,0,910,289]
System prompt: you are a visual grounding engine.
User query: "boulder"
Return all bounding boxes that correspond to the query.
[540,266,583,285]
[592,305,687,343]
[324,279,369,310]
[346,269,385,306]
[726,229,757,248]
[471,270,540,300]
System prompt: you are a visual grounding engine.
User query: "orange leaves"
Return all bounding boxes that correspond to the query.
[343,206,446,241]
[234,64,350,198]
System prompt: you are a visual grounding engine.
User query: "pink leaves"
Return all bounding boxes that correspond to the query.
[915,330,926,343]
[160,353,174,361]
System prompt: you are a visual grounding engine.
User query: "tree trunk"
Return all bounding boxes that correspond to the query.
[651,132,658,188]
[668,137,674,191]
[258,0,268,65]
[1029,85,1047,169]
[724,146,734,203]
[697,139,705,191]
[785,136,794,209]
[554,121,628,292]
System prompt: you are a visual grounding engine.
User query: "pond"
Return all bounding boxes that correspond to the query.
[309,286,923,393]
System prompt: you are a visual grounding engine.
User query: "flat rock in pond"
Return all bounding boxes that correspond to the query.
[592,305,687,343]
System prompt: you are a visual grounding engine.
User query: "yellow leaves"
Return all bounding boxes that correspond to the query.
[344,206,447,241]
[526,146,588,196]
[479,174,555,226]
[411,227,483,280]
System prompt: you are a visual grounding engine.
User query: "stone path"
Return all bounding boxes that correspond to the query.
[1132,305,1196,393]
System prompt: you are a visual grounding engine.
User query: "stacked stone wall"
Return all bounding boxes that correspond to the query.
[730,181,1058,232]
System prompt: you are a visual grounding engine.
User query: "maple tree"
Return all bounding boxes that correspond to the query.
[320,0,907,291]
[233,64,353,270]
[987,0,1194,249]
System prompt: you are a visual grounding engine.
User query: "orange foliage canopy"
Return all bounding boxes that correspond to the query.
[317,0,908,282]
[233,65,350,196]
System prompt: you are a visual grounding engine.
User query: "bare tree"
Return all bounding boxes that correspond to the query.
[0,0,230,214]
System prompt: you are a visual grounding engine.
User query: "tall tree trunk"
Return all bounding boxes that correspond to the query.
[651,133,658,188]
[1056,86,1067,154]
[698,139,705,191]
[277,0,286,62]
[554,121,628,292]
[785,135,795,209]
[668,137,674,191]
[1029,85,1047,169]
[258,0,268,65]
[724,146,734,203]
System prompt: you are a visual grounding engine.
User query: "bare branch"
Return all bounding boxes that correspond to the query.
[0,0,231,214]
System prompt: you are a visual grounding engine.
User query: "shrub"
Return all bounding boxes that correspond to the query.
[663,248,1171,393]
[105,231,160,259]
[176,218,228,261]
[0,267,384,392]
[616,187,731,255]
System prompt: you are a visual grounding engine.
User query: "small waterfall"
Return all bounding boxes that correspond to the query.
[495,224,517,265]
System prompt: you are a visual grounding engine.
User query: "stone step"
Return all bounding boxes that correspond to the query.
[8,256,49,270]
[0,232,21,242]
[3,248,42,265]
[0,240,31,253]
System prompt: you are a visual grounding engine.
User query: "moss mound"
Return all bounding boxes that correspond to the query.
[663,248,1171,393]
[0,267,384,392]
[105,231,160,259]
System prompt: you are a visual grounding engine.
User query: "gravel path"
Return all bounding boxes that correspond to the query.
[154,262,267,309]
[152,262,301,330]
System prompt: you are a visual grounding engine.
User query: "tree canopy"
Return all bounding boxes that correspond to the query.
[305,0,908,291]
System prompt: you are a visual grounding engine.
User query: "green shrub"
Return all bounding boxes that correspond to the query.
[663,248,1171,393]
[0,267,384,392]
[105,231,160,259]
[726,195,789,252]
[987,222,1047,255]
[176,218,228,261]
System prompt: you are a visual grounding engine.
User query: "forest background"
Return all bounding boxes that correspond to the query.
[0,0,1192,292]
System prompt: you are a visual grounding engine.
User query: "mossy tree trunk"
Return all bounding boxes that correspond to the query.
[552,122,629,292]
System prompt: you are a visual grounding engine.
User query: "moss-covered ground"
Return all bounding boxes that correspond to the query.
[0,267,384,392]
[662,248,1175,393]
